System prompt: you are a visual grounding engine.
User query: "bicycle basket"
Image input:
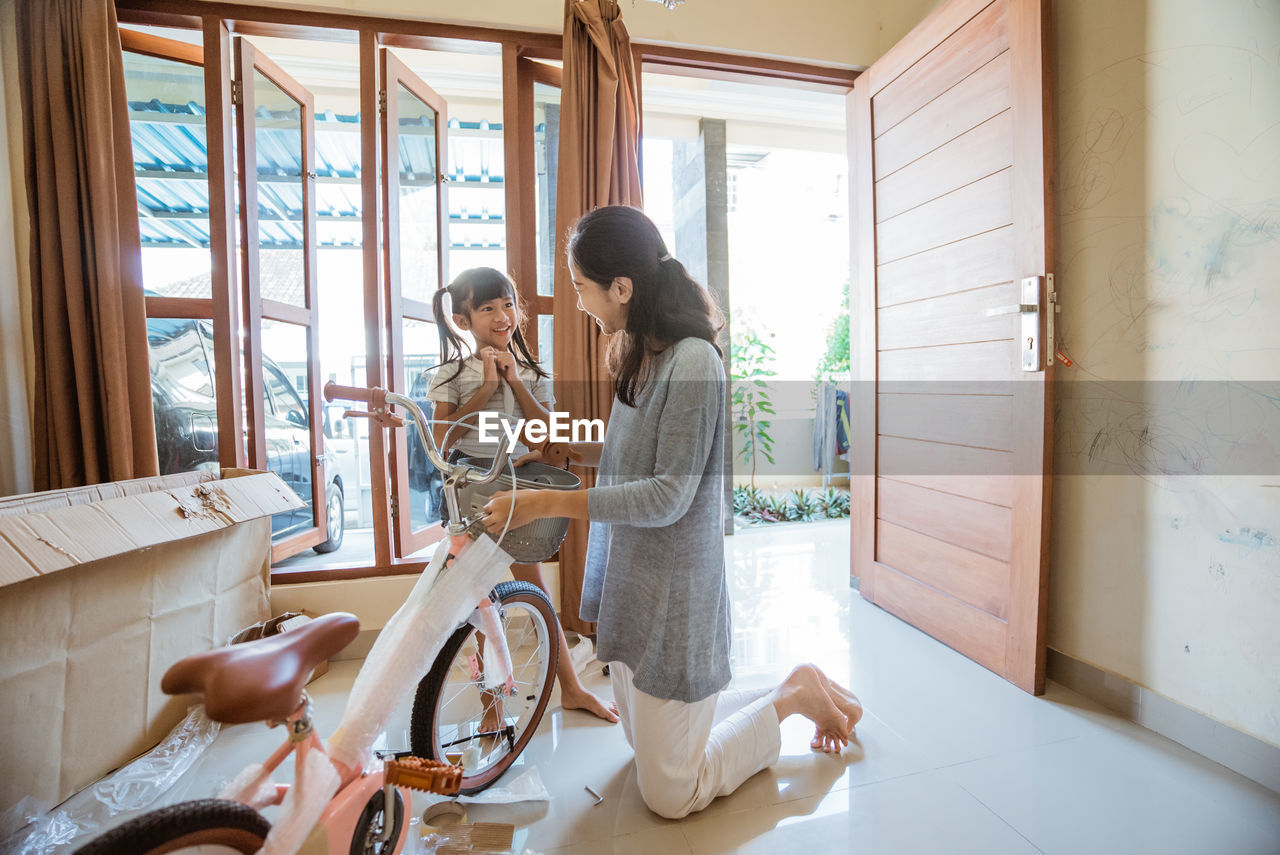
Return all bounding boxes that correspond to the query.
[457,457,580,562]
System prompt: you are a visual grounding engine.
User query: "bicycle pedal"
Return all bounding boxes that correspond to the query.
[384,755,463,795]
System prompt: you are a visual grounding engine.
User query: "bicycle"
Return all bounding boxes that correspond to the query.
[73,382,576,855]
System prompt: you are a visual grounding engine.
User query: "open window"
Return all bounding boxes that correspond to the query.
[234,37,329,562]
[120,28,233,479]
[381,48,450,557]
[510,56,560,369]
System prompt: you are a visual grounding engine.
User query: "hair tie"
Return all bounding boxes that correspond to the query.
[658,253,672,262]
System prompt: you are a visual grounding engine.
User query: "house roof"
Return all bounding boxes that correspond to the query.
[129,98,516,251]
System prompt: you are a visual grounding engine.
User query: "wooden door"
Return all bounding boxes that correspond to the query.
[849,0,1055,693]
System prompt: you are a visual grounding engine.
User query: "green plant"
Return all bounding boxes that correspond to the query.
[788,488,822,522]
[732,485,850,525]
[730,328,777,489]
[733,485,765,516]
[818,486,851,518]
[762,493,789,521]
[813,279,851,383]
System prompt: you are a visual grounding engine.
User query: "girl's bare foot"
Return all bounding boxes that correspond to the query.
[561,684,620,723]
[770,664,850,753]
[809,671,863,750]
[479,689,504,737]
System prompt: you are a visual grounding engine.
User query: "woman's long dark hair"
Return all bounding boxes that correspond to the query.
[430,267,547,387]
[567,205,723,407]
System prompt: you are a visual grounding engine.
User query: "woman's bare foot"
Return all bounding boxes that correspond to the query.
[769,664,850,753]
[561,684,620,723]
[809,671,863,751]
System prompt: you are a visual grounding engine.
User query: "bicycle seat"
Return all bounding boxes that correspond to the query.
[161,612,360,724]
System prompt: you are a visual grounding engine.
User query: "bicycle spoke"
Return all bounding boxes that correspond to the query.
[440,683,474,711]
[412,586,558,786]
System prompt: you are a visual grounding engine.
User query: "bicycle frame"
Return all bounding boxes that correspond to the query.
[214,384,527,854]
[215,691,410,854]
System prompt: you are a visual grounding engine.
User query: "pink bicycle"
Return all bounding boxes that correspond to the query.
[73,382,576,855]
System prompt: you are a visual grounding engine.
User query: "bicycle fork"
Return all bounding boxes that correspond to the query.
[444,532,517,696]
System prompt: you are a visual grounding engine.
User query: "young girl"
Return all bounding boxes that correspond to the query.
[427,267,618,723]
[479,207,862,819]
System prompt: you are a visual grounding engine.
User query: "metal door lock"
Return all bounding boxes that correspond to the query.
[987,275,1054,372]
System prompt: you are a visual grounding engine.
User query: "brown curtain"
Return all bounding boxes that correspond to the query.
[553,0,643,635]
[16,0,157,490]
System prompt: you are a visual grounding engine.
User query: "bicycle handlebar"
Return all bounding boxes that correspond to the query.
[322,381,516,533]
[324,381,381,407]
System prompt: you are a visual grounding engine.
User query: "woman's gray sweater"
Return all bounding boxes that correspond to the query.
[581,337,731,703]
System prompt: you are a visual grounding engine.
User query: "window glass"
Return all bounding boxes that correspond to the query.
[260,320,315,538]
[534,81,560,297]
[537,314,554,375]
[147,318,219,475]
[122,49,211,298]
[253,69,307,308]
[395,83,441,304]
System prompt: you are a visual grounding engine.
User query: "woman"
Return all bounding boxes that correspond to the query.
[482,205,862,820]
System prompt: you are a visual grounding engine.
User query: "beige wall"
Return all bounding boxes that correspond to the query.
[215,0,893,68]
[1051,0,1280,748]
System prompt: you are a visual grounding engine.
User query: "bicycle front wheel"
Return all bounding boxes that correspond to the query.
[72,799,269,855]
[410,580,559,793]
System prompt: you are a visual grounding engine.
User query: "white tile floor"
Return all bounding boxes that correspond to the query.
[88,519,1280,853]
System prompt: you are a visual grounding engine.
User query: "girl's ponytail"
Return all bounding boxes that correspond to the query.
[433,268,548,385]
[433,284,470,385]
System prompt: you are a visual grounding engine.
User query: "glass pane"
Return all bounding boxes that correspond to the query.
[403,319,443,532]
[533,82,560,297]
[260,320,316,540]
[446,120,506,278]
[241,37,368,573]
[147,318,219,475]
[123,51,211,298]
[641,71,848,385]
[396,83,440,305]
[538,314,554,376]
[253,70,306,307]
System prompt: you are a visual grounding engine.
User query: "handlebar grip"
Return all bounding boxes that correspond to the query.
[324,381,380,405]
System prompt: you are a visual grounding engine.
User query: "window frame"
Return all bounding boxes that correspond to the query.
[115,0,857,584]
[234,36,328,564]
[380,47,451,558]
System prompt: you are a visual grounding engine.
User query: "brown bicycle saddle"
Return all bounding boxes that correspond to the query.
[161,612,360,724]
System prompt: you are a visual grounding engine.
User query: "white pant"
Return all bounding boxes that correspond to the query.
[609,661,782,819]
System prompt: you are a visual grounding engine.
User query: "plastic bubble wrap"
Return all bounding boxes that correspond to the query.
[327,535,515,771]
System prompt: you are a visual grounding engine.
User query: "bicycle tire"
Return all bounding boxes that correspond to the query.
[348,787,403,855]
[410,580,559,793]
[72,798,269,855]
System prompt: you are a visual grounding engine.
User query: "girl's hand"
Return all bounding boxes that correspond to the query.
[493,351,521,385]
[482,489,544,533]
[479,348,501,386]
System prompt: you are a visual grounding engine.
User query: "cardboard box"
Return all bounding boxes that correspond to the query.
[0,468,303,816]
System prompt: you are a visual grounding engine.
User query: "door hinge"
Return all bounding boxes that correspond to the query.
[230,79,243,107]
[390,494,399,520]
[378,90,388,114]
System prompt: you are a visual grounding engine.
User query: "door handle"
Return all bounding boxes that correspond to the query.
[987,277,1051,372]
[985,303,1036,316]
